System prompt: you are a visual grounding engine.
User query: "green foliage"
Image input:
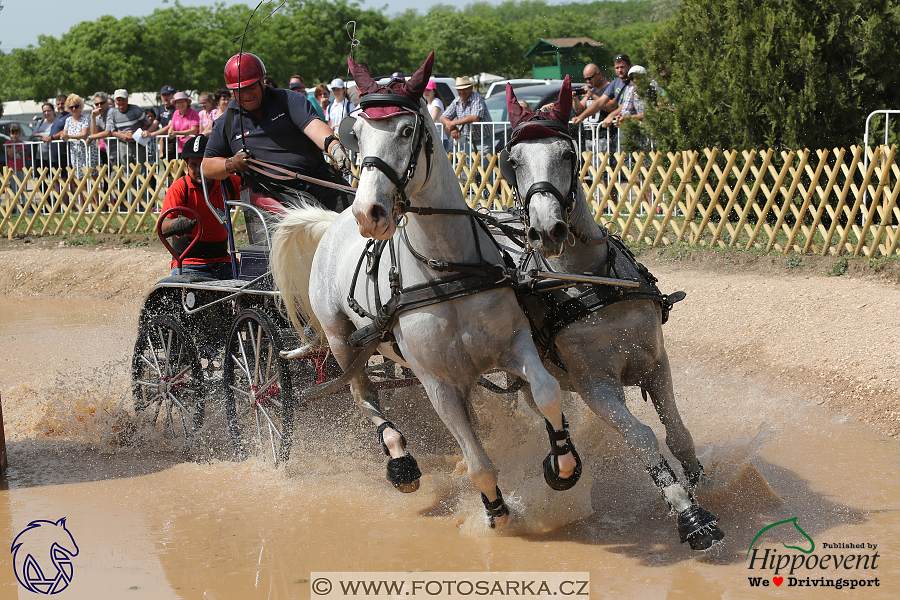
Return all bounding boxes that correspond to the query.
[827,257,849,276]
[1,0,660,101]
[644,0,900,151]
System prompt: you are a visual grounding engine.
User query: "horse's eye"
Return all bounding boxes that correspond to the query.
[400,125,414,137]
[508,157,518,168]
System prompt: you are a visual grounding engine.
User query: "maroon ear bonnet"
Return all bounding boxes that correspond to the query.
[506,75,574,143]
[350,52,435,120]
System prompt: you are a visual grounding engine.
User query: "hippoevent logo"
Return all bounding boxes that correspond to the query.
[11,518,79,594]
[746,517,880,590]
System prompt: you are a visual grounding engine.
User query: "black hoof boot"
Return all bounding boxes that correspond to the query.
[481,486,510,529]
[542,416,582,491]
[677,504,725,550]
[377,421,421,492]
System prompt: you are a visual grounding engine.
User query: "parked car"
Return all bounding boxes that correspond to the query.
[484,78,566,99]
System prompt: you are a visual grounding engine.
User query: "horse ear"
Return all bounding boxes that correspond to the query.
[349,56,379,95]
[549,75,572,124]
[507,83,525,128]
[405,51,435,100]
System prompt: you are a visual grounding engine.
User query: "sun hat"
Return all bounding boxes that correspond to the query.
[425,79,437,90]
[627,65,647,76]
[453,76,475,89]
[172,92,191,103]
[113,89,128,100]
[329,78,346,90]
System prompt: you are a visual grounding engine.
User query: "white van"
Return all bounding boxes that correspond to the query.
[484,78,566,99]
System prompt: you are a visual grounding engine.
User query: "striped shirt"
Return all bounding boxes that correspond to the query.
[105,104,150,133]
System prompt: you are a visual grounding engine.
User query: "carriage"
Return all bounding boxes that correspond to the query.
[129,187,419,467]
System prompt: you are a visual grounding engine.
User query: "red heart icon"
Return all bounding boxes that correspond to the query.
[773,577,783,586]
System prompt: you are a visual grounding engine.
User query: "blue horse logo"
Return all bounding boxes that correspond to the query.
[11,518,79,594]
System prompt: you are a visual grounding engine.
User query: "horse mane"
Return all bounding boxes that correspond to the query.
[270,206,341,345]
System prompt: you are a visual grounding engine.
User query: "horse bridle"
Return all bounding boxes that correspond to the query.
[337,91,433,218]
[498,117,580,224]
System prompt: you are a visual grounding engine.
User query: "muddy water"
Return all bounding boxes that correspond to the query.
[0,296,898,599]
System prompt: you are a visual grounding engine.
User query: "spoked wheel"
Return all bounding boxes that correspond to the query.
[223,308,294,466]
[131,314,205,440]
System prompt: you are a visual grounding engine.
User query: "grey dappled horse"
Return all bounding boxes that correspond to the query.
[271,53,579,529]
[495,78,725,550]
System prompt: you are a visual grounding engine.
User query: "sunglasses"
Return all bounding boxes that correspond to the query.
[68,105,81,109]
[614,54,630,62]
[96,100,107,105]
[585,73,599,80]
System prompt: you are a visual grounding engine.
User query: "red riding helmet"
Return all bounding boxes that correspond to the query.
[224,53,266,90]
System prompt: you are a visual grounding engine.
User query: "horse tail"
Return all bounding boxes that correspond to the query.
[270,205,340,347]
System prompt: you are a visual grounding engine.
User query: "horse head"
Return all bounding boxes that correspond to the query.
[11,518,79,593]
[344,52,436,240]
[502,76,580,258]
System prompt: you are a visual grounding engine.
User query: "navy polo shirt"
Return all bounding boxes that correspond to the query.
[206,87,325,178]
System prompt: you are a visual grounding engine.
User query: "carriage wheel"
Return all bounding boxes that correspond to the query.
[223,308,295,466]
[131,314,205,439]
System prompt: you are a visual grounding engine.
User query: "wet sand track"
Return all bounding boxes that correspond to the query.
[0,244,898,599]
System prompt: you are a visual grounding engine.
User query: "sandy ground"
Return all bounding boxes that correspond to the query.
[1,239,898,438]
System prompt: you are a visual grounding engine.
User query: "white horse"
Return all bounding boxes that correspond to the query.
[271,53,579,528]
[494,79,725,550]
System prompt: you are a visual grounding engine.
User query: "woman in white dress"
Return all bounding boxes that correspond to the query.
[59,94,100,210]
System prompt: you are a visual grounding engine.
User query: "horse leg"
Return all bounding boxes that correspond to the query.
[503,330,580,489]
[325,321,421,492]
[419,376,510,528]
[571,373,725,550]
[642,352,708,491]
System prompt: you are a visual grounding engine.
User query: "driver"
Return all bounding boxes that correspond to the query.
[161,134,240,279]
[202,52,352,212]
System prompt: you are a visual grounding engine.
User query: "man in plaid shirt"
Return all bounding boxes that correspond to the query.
[440,76,491,155]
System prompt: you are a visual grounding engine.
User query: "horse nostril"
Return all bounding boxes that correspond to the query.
[370,204,388,224]
[527,227,540,243]
[550,222,568,242]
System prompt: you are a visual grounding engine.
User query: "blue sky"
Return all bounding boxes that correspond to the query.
[0,0,539,51]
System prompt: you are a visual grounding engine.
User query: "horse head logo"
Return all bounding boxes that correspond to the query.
[747,516,815,558]
[11,518,79,594]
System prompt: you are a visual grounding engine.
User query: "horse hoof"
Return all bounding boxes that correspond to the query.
[542,449,582,491]
[677,504,725,550]
[393,479,420,494]
[386,454,422,492]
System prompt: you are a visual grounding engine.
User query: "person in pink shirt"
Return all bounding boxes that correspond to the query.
[149,92,200,155]
[198,92,215,136]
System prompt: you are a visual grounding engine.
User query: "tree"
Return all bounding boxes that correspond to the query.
[643,0,900,151]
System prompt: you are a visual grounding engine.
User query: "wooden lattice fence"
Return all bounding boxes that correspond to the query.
[3,146,899,256]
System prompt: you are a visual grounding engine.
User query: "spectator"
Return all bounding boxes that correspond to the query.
[150,92,200,156]
[292,75,326,121]
[571,64,614,127]
[314,84,330,115]
[440,76,490,156]
[105,88,151,183]
[158,84,177,160]
[60,94,99,177]
[347,61,369,105]
[55,95,67,118]
[263,76,278,88]
[46,95,70,169]
[4,125,27,204]
[326,78,354,134]
[289,75,306,95]
[599,54,634,131]
[144,108,160,163]
[30,103,58,169]
[88,92,112,168]
[615,65,660,127]
[423,78,449,152]
[198,92,215,136]
[391,71,405,80]
[211,89,231,123]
